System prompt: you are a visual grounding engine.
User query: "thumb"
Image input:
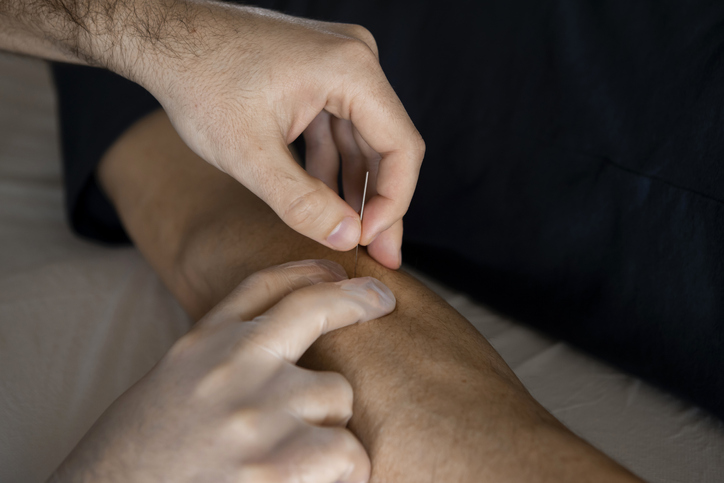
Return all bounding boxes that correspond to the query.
[235,140,361,251]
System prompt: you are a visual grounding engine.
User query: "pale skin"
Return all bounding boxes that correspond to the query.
[80,108,646,482]
[0,0,425,267]
[50,260,397,483]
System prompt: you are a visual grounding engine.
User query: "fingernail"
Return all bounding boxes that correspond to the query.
[315,259,348,280]
[278,259,347,282]
[366,278,396,308]
[341,277,395,308]
[327,217,361,250]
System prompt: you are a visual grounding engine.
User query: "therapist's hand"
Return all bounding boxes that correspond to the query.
[133,5,424,269]
[49,260,396,483]
[2,2,422,268]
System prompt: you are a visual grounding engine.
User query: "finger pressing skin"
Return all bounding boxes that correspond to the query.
[243,277,396,363]
[304,111,340,192]
[239,426,371,483]
[201,259,348,325]
[238,138,362,251]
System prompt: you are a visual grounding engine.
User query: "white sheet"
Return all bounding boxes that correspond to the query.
[1,53,722,483]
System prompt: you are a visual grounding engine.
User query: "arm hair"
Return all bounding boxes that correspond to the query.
[0,0,205,73]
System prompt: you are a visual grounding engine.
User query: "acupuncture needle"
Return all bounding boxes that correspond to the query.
[353,171,369,278]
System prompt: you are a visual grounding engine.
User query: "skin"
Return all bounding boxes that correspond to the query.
[0,0,424,266]
[50,260,397,483]
[91,108,647,482]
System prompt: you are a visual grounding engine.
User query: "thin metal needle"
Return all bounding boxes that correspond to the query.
[353,171,370,278]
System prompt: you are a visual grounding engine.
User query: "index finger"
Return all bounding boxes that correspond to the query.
[242,277,396,363]
[326,61,425,245]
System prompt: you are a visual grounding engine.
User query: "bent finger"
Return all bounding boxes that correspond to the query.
[270,366,354,427]
[332,118,368,212]
[304,111,340,192]
[326,23,379,59]
[244,277,396,363]
[235,139,362,251]
[326,66,425,246]
[287,369,354,427]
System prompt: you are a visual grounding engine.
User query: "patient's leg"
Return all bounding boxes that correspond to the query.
[98,109,642,482]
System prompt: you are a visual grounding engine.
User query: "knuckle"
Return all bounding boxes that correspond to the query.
[165,328,204,361]
[339,36,378,65]
[239,270,279,301]
[346,24,378,54]
[411,133,426,159]
[282,181,329,231]
[323,371,354,403]
[194,361,234,399]
[227,406,268,441]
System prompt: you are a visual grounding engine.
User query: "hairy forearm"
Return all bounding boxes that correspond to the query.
[0,0,206,78]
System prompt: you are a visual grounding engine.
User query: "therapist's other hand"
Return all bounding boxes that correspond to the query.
[133,5,424,269]
[49,260,396,483]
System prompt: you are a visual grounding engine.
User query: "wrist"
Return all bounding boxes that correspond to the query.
[100,0,211,89]
[82,0,208,88]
